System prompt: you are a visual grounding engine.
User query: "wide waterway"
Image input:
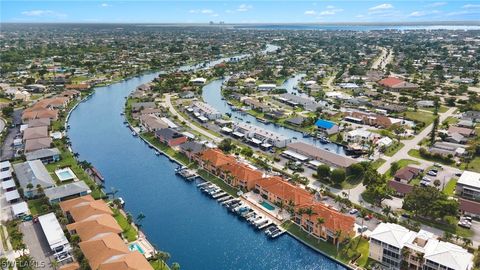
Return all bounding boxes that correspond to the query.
[68,79,347,269]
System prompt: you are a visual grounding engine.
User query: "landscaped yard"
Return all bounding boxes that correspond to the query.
[113,208,138,242]
[281,221,338,258]
[383,141,404,157]
[404,110,435,128]
[408,149,456,167]
[150,260,170,270]
[443,178,458,196]
[46,140,104,199]
[141,132,191,166]
[27,198,51,216]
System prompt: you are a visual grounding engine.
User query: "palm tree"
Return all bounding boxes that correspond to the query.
[50,259,60,270]
[316,217,325,242]
[334,230,342,256]
[382,205,392,218]
[136,212,146,229]
[462,237,472,248]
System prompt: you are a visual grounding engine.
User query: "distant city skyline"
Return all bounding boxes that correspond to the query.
[2,1,480,24]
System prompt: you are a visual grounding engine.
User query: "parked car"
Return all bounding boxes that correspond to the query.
[349,209,359,215]
[357,225,368,233]
[427,170,438,176]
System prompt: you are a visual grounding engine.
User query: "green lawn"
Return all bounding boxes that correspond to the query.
[413,217,473,238]
[408,149,456,167]
[281,221,338,258]
[140,132,191,166]
[27,198,51,216]
[371,158,386,170]
[383,142,404,157]
[113,208,138,242]
[404,111,435,127]
[46,140,104,199]
[443,178,457,196]
[464,157,480,173]
[338,237,370,267]
[150,261,170,270]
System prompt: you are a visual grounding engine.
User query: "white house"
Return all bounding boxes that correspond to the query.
[370,223,473,270]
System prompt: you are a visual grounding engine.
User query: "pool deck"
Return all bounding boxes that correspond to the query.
[129,231,156,259]
[241,192,291,225]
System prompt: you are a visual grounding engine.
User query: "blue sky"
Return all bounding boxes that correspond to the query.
[2,1,480,23]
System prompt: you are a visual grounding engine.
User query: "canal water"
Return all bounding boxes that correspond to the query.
[68,73,346,270]
[201,75,345,154]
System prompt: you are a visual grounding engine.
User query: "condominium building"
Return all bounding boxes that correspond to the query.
[369,223,473,270]
[456,171,480,202]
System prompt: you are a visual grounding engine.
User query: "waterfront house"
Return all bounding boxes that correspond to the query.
[190,77,207,86]
[254,176,313,206]
[26,118,51,128]
[257,84,277,91]
[196,148,237,174]
[155,128,188,147]
[345,129,378,144]
[191,101,222,120]
[179,141,207,160]
[24,137,53,153]
[219,162,264,191]
[131,102,156,113]
[66,214,122,241]
[22,107,58,122]
[286,142,356,169]
[59,195,153,270]
[234,122,291,148]
[393,166,421,183]
[369,223,473,270]
[44,181,91,203]
[344,110,392,128]
[314,119,339,135]
[277,93,326,111]
[139,114,168,132]
[13,160,55,198]
[61,198,113,222]
[23,126,49,142]
[65,84,91,91]
[25,148,61,164]
[79,232,152,270]
[243,98,270,112]
[285,116,307,127]
[293,202,355,244]
[456,171,480,202]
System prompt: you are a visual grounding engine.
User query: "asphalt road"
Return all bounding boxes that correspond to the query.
[0,109,23,161]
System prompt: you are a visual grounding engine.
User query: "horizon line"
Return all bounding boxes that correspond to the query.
[2,20,480,26]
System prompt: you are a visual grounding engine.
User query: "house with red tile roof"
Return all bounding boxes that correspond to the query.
[254,176,313,206]
[378,77,419,91]
[293,203,355,244]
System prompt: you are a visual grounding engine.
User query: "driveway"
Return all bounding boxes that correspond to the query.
[19,221,54,270]
[0,109,23,161]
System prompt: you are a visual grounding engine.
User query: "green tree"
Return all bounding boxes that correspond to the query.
[330,169,346,185]
[316,165,331,181]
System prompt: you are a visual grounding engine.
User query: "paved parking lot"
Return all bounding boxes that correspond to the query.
[19,221,54,270]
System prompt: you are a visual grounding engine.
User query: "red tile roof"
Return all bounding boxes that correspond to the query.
[296,203,356,234]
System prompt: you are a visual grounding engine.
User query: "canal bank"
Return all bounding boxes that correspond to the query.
[67,72,349,270]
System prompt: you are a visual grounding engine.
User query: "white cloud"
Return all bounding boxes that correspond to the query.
[100,3,111,7]
[21,10,66,18]
[463,4,480,9]
[236,4,252,12]
[304,10,316,16]
[447,10,479,16]
[408,10,440,17]
[319,8,344,16]
[368,3,393,11]
[355,14,365,18]
[189,9,214,14]
[426,2,446,7]
[326,5,335,9]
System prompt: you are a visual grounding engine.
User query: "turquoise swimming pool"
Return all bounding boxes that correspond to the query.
[261,201,275,211]
[129,243,145,254]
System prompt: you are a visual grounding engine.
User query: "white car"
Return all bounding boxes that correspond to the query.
[349,209,359,215]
